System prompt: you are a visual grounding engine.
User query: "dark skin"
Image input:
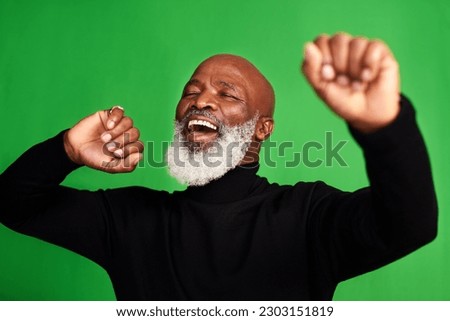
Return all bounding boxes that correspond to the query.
[63,33,400,173]
[175,54,275,165]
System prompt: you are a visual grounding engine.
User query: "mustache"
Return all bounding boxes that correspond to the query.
[179,109,224,129]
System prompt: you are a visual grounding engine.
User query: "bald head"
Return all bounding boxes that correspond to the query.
[193,54,275,118]
[173,53,276,169]
[176,53,275,149]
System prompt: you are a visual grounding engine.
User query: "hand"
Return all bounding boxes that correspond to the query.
[302,33,400,133]
[63,106,143,173]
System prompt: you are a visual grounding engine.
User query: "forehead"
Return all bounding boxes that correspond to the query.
[189,59,251,89]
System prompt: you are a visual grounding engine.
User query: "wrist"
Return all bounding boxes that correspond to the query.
[348,103,401,134]
[63,130,83,165]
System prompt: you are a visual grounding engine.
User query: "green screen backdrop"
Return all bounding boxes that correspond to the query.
[1,0,449,300]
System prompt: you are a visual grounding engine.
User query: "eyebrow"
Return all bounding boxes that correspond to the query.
[217,80,237,92]
[184,78,245,100]
[185,79,239,92]
[186,79,201,87]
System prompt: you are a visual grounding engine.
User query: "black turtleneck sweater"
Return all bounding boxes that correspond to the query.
[0,96,438,300]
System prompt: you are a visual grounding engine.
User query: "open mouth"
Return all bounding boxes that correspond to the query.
[185,118,219,142]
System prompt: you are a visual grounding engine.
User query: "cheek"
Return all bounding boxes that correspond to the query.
[175,99,189,120]
[221,103,250,125]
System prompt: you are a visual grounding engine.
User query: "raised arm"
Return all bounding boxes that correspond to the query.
[301,33,437,282]
[0,107,143,267]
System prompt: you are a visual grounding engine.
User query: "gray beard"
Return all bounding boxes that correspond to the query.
[166,112,258,186]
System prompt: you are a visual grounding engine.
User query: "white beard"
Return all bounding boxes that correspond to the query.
[166,113,257,186]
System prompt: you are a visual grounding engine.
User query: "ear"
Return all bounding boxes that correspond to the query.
[255,117,274,141]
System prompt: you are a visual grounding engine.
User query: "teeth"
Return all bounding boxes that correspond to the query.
[188,119,218,131]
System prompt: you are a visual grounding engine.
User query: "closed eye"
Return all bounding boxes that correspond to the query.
[183,91,200,97]
[221,92,240,100]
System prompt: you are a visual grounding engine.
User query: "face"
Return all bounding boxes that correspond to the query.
[166,55,275,186]
[175,56,259,147]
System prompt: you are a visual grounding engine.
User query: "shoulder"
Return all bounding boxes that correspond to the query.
[253,177,340,208]
[100,186,172,212]
[264,178,339,197]
[103,185,170,198]
[266,179,365,214]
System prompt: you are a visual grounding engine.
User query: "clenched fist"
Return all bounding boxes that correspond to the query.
[63,106,144,173]
[302,33,400,133]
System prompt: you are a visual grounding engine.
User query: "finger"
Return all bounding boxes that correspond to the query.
[113,140,144,159]
[105,105,125,130]
[329,32,351,75]
[122,152,143,172]
[314,34,332,64]
[314,34,336,81]
[302,42,325,90]
[103,152,143,173]
[101,116,134,143]
[361,40,391,82]
[348,36,369,80]
[105,127,140,152]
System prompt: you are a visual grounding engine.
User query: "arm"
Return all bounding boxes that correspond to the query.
[308,95,437,282]
[301,33,437,282]
[0,107,143,268]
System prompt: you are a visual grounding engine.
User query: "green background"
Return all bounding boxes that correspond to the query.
[0,0,449,300]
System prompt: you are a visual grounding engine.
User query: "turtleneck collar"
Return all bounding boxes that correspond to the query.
[181,163,262,204]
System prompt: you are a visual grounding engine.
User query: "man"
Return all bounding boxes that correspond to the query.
[0,33,437,300]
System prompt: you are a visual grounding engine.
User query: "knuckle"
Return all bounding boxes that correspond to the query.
[123,116,133,127]
[372,39,385,46]
[131,127,140,138]
[390,59,399,70]
[123,130,138,144]
[364,44,382,59]
[112,111,123,120]
[137,141,144,152]
[368,40,386,52]
[331,32,351,45]
[335,31,349,37]
[314,34,329,44]
[364,52,381,65]
[349,37,368,49]
[125,143,142,154]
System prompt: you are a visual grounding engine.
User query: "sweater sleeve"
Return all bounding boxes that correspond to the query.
[0,131,112,269]
[308,94,438,283]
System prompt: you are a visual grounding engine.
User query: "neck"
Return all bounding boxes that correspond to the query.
[183,163,260,203]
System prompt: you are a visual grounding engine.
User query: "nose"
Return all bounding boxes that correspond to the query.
[191,91,218,111]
